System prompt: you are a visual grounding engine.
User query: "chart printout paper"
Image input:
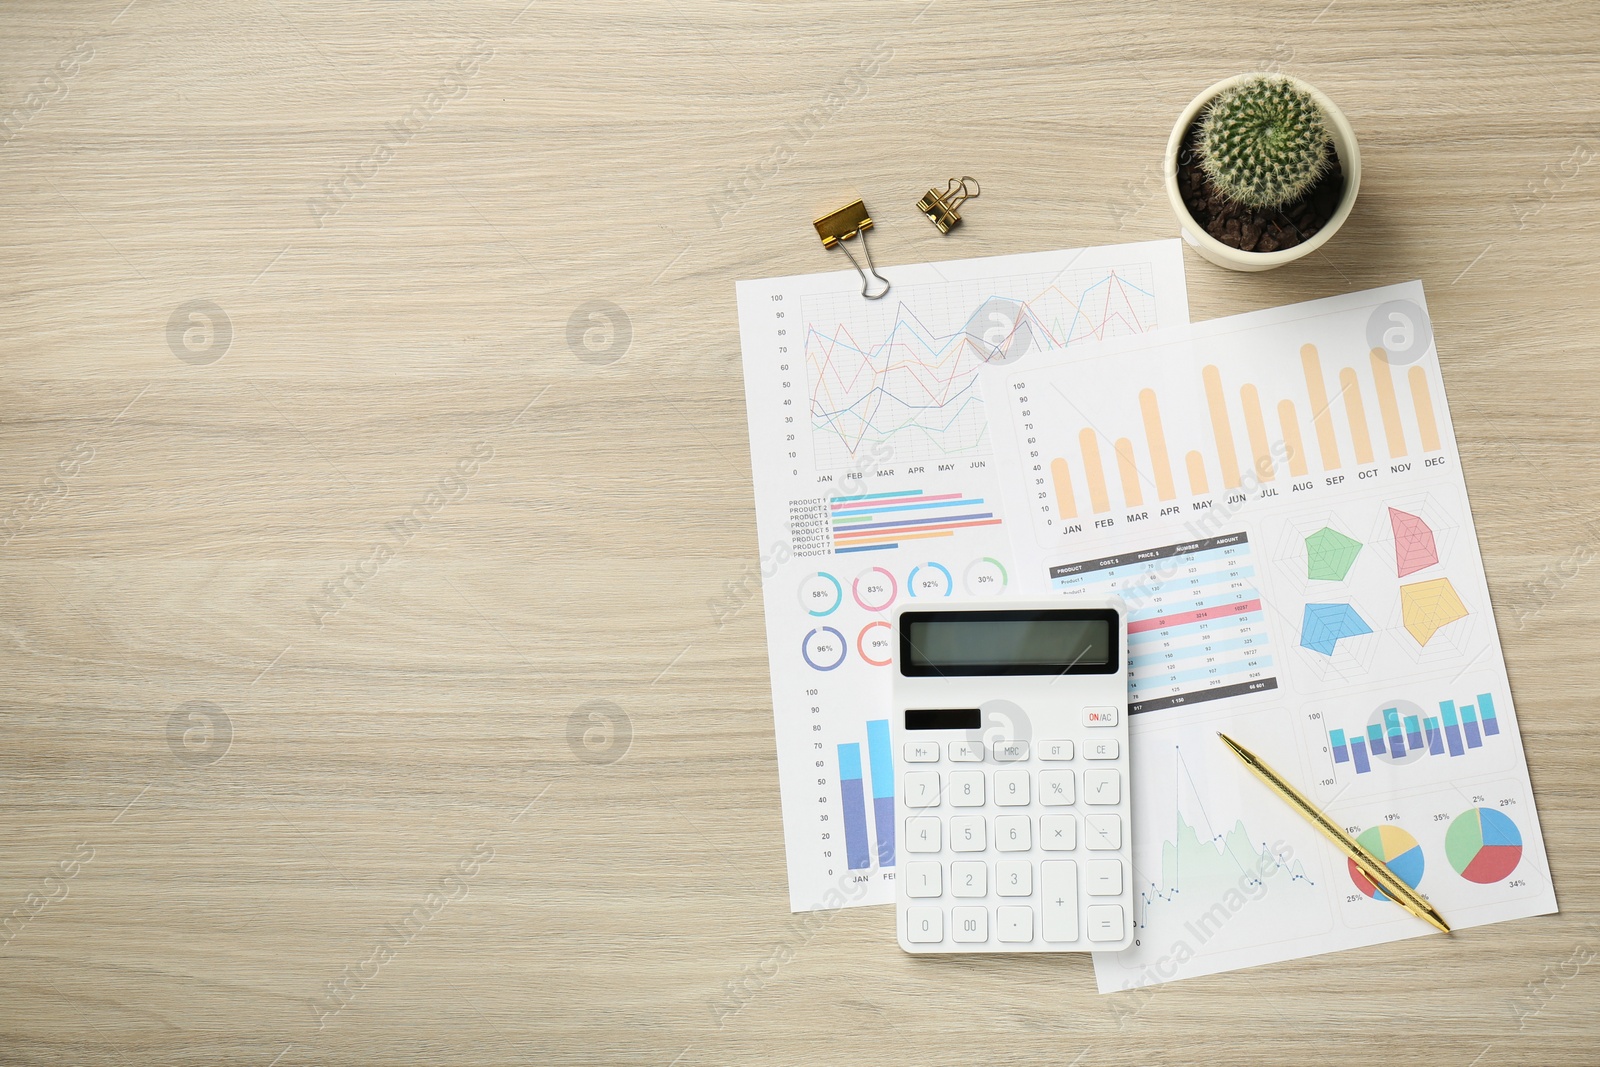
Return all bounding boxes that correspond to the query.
[735,241,1190,911]
[978,280,1557,989]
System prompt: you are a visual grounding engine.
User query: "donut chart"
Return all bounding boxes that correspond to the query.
[857,621,893,666]
[907,561,953,597]
[798,571,843,616]
[851,567,898,612]
[1348,824,1425,901]
[1446,807,1523,884]
[801,627,847,671]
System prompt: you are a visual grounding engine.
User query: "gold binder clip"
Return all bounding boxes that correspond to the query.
[812,199,890,300]
[916,176,981,234]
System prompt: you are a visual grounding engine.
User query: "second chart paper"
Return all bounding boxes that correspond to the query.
[979,281,1557,989]
[736,240,1189,911]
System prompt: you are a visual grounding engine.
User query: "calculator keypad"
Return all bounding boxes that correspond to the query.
[896,739,1127,951]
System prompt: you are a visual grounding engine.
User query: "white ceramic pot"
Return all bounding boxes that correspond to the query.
[1165,74,1361,272]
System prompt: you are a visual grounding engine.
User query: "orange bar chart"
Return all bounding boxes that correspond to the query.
[1370,348,1407,459]
[1115,438,1143,507]
[1049,457,1076,520]
[1339,368,1375,466]
[1301,344,1341,471]
[1138,389,1176,501]
[1201,365,1242,489]
[1240,384,1275,482]
[1186,451,1209,495]
[1080,429,1110,513]
[1410,366,1441,452]
[1278,400,1309,477]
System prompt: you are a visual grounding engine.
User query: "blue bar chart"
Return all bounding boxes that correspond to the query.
[837,743,871,870]
[1329,692,1502,775]
[836,719,896,870]
[867,719,895,866]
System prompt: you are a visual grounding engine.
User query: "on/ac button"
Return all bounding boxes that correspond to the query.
[1083,707,1119,727]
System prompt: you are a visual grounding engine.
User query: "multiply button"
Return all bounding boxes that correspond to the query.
[1083,707,1119,727]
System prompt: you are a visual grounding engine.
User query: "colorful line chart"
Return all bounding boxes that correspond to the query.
[804,264,1158,470]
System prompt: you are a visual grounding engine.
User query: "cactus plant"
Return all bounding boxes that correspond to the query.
[1198,75,1332,209]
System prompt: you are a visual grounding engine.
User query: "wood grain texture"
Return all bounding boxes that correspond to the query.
[2,1,1597,1063]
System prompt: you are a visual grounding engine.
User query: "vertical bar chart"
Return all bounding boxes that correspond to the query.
[1050,457,1076,520]
[1370,348,1407,458]
[1480,692,1500,736]
[837,742,870,870]
[1339,368,1375,466]
[1080,429,1110,514]
[1442,700,1465,756]
[1302,343,1341,471]
[1035,337,1447,520]
[1139,388,1176,500]
[1410,365,1441,452]
[1241,384,1275,482]
[1462,702,1483,748]
[866,719,895,866]
[1115,438,1143,507]
[1425,715,1444,754]
[1278,399,1308,477]
[1186,451,1208,495]
[1202,364,1242,489]
[1328,693,1503,775]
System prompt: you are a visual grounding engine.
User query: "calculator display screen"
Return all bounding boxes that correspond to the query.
[900,609,1118,676]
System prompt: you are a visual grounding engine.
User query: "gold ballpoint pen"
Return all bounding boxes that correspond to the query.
[1217,732,1451,934]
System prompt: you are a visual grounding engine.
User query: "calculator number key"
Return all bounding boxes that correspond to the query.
[951,860,987,898]
[906,906,943,944]
[952,906,988,944]
[905,861,942,898]
[948,770,985,807]
[904,817,941,853]
[996,859,1032,896]
[950,816,986,852]
[904,772,941,808]
[994,769,1030,806]
[994,815,1032,852]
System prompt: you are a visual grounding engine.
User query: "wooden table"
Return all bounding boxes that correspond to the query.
[3,1,1597,1063]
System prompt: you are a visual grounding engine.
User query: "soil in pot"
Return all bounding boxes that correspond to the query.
[1176,119,1345,254]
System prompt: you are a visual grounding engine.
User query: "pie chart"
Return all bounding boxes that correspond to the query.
[1446,807,1524,884]
[1348,824,1425,901]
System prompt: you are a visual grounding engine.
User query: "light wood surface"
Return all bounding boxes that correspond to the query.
[3,1,1598,1063]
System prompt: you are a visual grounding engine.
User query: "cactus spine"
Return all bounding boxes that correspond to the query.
[1198,76,1332,209]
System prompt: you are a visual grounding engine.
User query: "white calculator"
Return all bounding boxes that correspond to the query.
[892,599,1133,954]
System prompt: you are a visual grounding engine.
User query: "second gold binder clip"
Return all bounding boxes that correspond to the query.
[917,176,981,234]
[813,199,890,300]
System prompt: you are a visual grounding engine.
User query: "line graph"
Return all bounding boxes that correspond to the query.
[804,264,1159,470]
